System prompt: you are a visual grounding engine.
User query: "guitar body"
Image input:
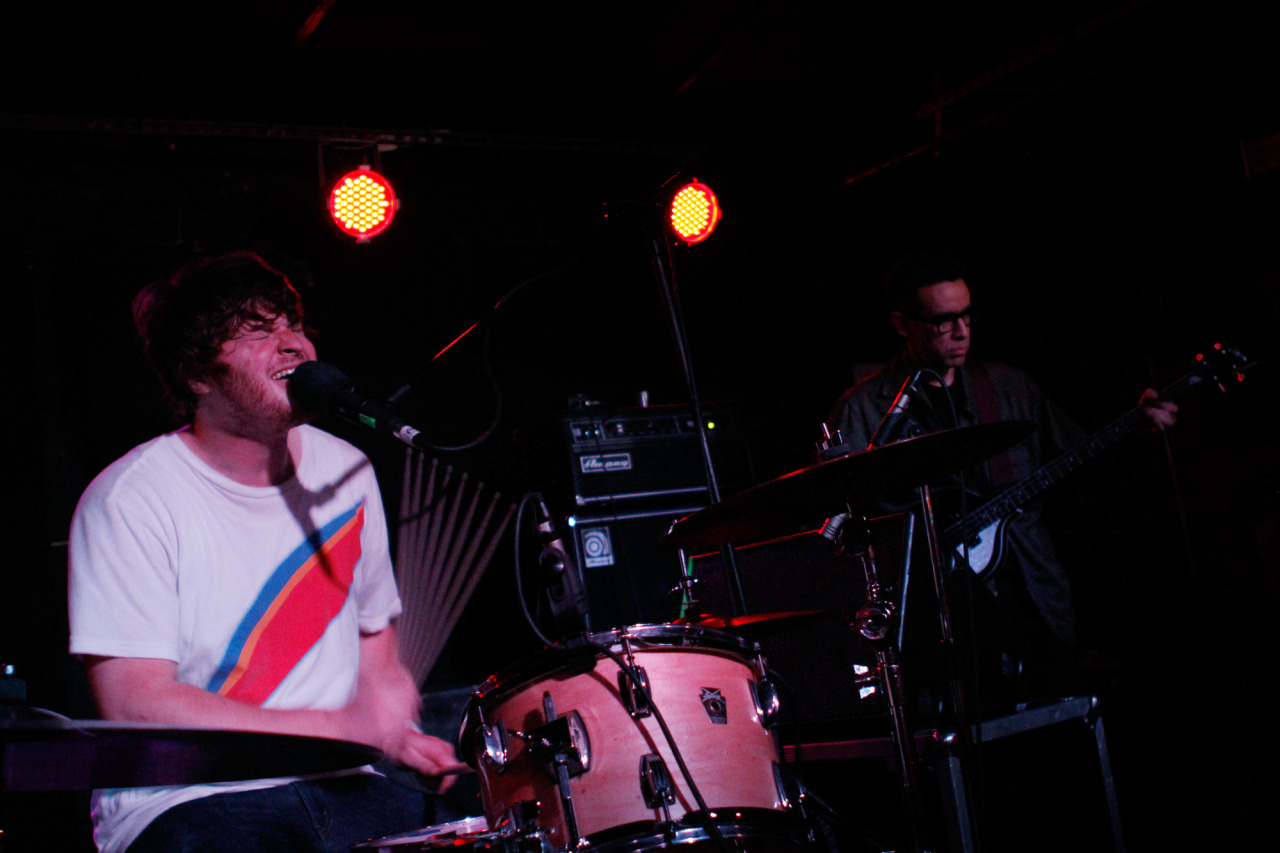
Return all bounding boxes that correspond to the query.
[954,514,1011,581]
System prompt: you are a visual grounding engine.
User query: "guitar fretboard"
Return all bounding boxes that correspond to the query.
[944,370,1206,546]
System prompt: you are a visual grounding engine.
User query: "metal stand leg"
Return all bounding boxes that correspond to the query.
[930,697,1125,853]
[1091,712,1126,853]
[935,752,975,853]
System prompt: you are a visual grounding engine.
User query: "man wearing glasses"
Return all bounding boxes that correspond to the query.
[826,251,1175,706]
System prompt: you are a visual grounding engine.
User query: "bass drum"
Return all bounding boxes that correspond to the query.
[460,623,805,852]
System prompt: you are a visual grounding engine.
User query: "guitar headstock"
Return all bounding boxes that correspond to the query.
[1195,343,1255,393]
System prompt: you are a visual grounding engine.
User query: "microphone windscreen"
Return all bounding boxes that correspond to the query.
[288,361,353,415]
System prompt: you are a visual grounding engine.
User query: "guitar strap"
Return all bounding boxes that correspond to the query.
[967,360,1017,488]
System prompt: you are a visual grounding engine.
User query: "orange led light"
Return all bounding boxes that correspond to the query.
[329,167,397,239]
[669,181,721,244]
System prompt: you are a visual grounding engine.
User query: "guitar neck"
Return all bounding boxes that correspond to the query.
[946,370,1205,543]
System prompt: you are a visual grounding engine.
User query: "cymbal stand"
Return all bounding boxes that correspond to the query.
[917,484,980,851]
[822,511,928,853]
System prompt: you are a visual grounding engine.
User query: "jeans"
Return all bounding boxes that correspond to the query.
[127,773,430,853]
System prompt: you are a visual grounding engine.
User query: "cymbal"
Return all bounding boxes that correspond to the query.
[0,717,382,791]
[674,610,828,638]
[664,421,1034,551]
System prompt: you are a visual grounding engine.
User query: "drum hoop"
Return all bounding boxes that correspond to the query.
[592,622,759,655]
[470,622,756,701]
[581,809,808,852]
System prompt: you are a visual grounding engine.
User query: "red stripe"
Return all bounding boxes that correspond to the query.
[220,507,364,704]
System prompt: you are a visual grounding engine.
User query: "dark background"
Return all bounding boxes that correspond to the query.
[2,2,1276,850]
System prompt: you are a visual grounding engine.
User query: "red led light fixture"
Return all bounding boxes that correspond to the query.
[329,167,397,239]
[668,181,721,244]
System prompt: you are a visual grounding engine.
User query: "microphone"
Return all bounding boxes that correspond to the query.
[534,494,590,637]
[867,369,924,448]
[288,361,429,451]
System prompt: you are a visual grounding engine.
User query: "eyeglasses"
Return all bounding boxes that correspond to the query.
[908,308,974,335]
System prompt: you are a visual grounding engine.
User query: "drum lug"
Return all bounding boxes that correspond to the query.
[772,761,792,810]
[639,753,676,810]
[480,720,511,772]
[618,666,652,718]
[750,678,781,728]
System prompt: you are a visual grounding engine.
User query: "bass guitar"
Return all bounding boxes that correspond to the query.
[944,343,1252,580]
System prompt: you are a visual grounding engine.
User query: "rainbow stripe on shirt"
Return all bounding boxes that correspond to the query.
[206,501,365,704]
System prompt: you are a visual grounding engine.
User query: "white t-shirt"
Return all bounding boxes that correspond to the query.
[68,425,401,853]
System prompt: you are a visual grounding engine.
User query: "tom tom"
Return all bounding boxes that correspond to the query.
[460,623,803,852]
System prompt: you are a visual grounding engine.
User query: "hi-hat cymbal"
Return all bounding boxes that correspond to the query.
[664,421,1034,551]
[0,718,382,791]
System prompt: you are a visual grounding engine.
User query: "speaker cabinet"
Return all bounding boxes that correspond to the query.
[571,503,702,632]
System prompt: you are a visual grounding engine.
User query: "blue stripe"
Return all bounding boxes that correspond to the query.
[205,502,362,694]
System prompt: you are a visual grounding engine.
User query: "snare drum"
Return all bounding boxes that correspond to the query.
[353,816,527,853]
[460,624,801,852]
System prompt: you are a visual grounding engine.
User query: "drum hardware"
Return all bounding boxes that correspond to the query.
[517,710,591,777]
[662,422,1037,853]
[539,691,584,849]
[462,625,800,853]
[639,753,676,813]
[673,555,700,616]
[619,666,652,718]
[770,763,792,812]
[478,719,511,772]
[354,818,558,853]
[496,801,544,835]
[825,504,951,853]
[749,678,780,728]
[615,633,652,718]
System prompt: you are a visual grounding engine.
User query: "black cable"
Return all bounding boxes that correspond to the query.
[385,204,620,452]
[511,491,563,651]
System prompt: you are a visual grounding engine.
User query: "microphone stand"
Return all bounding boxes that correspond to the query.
[646,230,747,617]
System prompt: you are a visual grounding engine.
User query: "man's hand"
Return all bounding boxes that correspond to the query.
[398,729,470,792]
[346,627,469,788]
[1139,388,1178,432]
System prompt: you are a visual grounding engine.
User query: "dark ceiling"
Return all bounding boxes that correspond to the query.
[9,2,1272,162]
[5,0,1277,487]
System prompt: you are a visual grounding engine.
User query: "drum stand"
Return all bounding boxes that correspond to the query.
[823,509,929,853]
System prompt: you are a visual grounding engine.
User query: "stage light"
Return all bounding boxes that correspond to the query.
[329,166,397,240]
[668,180,721,244]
